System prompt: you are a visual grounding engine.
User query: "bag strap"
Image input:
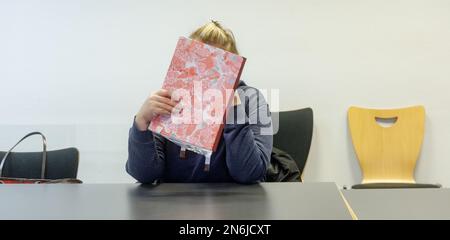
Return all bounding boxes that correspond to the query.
[0,132,47,178]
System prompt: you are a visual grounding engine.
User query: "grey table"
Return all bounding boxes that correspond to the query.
[0,182,353,220]
[343,188,450,219]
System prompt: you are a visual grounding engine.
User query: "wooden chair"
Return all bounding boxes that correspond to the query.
[348,106,440,189]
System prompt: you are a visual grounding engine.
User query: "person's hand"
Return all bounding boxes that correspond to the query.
[135,89,178,131]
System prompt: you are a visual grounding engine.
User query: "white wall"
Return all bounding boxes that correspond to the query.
[1,0,449,186]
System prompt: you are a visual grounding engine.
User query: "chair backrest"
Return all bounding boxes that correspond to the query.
[348,106,425,184]
[272,108,313,177]
[0,148,79,179]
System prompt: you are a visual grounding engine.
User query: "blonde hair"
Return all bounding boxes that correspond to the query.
[190,20,239,54]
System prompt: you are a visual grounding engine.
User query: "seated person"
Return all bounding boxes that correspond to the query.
[126,21,273,184]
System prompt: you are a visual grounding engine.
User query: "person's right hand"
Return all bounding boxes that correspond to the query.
[135,89,178,131]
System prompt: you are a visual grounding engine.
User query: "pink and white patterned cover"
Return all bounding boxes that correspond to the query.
[148,36,246,153]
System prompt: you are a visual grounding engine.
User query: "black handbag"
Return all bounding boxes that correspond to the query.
[0,132,82,184]
[266,147,301,182]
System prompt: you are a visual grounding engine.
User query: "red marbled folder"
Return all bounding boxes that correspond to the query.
[148,37,246,154]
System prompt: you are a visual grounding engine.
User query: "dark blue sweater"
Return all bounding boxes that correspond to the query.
[126,82,273,184]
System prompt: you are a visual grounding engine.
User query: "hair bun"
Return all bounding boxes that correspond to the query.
[211,20,220,27]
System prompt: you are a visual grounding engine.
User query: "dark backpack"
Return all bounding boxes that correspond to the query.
[266,147,301,182]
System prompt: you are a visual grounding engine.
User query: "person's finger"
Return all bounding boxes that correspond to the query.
[155,89,172,98]
[153,101,175,113]
[171,92,184,102]
[152,107,172,116]
[153,95,178,107]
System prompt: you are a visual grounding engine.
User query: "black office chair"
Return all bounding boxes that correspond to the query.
[0,132,79,180]
[271,108,314,180]
[0,149,79,179]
